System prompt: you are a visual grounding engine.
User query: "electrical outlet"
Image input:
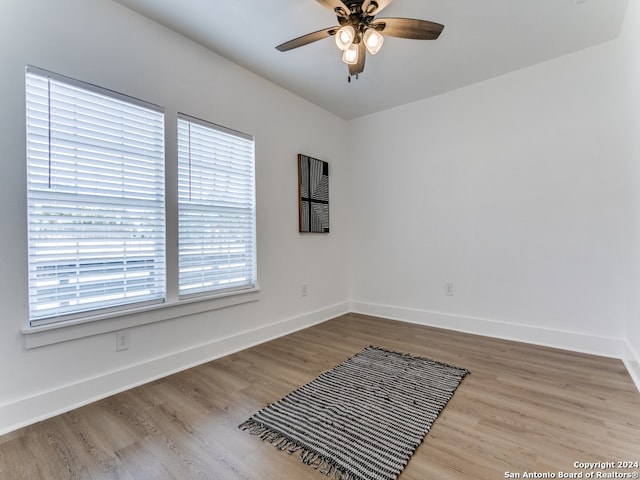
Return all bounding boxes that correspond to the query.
[301,283,309,297]
[445,282,454,296]
[116,330,130,351]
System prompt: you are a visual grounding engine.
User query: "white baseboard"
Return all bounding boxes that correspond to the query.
[350,301,625,359]
[0,302,350,436]
[623,341,640,393]
[3,301,637,436]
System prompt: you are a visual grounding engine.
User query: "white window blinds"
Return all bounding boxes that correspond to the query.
[25,66,166,325]
[177,114,256,297]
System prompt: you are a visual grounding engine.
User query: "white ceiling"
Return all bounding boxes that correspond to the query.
[114,0,629,120]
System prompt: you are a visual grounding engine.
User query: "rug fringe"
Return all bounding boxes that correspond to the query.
[238,419,356,479]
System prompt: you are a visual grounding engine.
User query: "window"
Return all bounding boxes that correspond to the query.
[177,114,256,297]
[25,66,166,326]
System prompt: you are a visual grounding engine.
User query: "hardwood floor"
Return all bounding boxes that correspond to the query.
[1,313,639,479]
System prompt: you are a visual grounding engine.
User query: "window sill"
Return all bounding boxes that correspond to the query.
[21,287,260,349]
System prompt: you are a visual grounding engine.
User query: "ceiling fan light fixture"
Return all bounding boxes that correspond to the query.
[276,0,445,79]
[363,28,384,55]
[335,25,356,50]
[342,43,359,65]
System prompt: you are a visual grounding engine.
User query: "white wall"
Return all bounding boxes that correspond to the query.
[3,0,640,435]
[618,0,640,386]
[348,29,636,358]
[0,0,350,434]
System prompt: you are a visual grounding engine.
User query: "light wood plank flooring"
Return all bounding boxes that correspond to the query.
[1,313,639,479]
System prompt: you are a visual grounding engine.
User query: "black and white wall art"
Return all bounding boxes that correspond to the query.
[298,154,329,233]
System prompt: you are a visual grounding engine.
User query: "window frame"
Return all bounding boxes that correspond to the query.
[25,66,167,327]
[21,67,260,347]
[177,113,257,299]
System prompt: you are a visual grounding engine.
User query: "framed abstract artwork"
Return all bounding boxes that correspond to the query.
[298,154,329,233]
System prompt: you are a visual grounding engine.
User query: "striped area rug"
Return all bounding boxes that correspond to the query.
[239,346,469,480]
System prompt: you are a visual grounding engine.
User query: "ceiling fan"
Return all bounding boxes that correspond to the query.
[276,0,444,81]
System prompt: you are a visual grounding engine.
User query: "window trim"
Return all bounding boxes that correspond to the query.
[21,286,260,349]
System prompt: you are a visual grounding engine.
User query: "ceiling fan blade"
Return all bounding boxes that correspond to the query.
[362,0,393,15]
[276,26,339,52]
[348,41,366,76]
[374,18,444,40]
[316,0,351,16]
